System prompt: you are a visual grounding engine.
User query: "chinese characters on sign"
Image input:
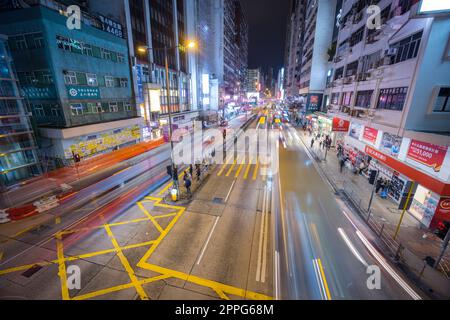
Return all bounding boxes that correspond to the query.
[98,15,124,38]
[407,140,448,172]
[331,117,350,132]
[21,86,56,100]
[363,126,379,144]
[67,86,100,99]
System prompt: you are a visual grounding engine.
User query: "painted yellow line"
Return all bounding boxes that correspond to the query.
[0,251,3,262]
[104,225,149,300]
[137,202,164,233]
[153,212,178,219]
[235,157,245,178]
[226,156,238,177]
[137,198,185,265]
[317,258,332,300]
[214,288,231,300]
[139,262,272,300]
[0,240,155,277]
[55,233,70,300]
[72,274,170,301]
[55,217,61,224]
[252,157,259,180]
[217,155,233,176]
[11,224,38,238]
[243,156,253,180]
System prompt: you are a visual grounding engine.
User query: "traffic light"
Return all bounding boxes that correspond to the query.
[166,165,173,178]
[369,170,378,185]
[434,221,450,240]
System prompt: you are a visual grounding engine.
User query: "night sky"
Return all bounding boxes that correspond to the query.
[240,0,291,74]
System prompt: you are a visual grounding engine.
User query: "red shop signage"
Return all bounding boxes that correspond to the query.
[363,126,378,144]
[431,198,450,229]
[365,145,450,197]
[332,117,350,132]
[407,139,448,172]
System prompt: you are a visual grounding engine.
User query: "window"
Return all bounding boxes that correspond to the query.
[124,102,132,111]
[342,92,353,106]
[31,32,44,48]
[33,104,45,117]
[14,35,27,50]
[432,87,450,112]
[105,76,114,87]
[119,78,128,88]
[334,67,344,80]
[64,71,77,85]
[350,26,364,47]
[70,104,84,116]
[345,61,358,77]
[355,90,373,108]
[50,107,60,117]
[109,102,118,112]
[87,103,102,113]
[82,43,93,56]
[86,73,98,86]
[331,93,340,105]
[117,53,125,63]
[377,87,408,111]
[56,35,71,51]
[391,31,422,64]
[101,48,111,60]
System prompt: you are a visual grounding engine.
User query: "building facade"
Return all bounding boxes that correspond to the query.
[0,34,41,188]
[0,1,141,165]
[317,0,450,231]
[284,0,306,98]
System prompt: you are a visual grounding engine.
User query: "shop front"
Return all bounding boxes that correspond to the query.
[313,115,350,147]
[365,145,450,230]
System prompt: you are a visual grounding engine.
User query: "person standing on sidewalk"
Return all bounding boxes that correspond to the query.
[339,156,346,173]
[311,138,315,148]
[184,174,192,198]
[173,165,179,189]
[189,164,194,178]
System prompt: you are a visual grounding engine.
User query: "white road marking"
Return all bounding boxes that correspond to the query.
[356,230,422,300]
[312,259,326,300]
[256,187,267,282]
[224,179,237,203]
[338,227,368,267]
[274,250,280,300]
[261,188,270,283]
[196,216,220,265]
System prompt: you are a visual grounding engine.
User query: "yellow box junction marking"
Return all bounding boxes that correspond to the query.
[0,194,272,301]
[243,156,253,179]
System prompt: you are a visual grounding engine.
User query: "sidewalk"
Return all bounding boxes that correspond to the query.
[297,129,450,271]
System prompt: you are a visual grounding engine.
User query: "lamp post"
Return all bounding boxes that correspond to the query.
[138,40,197,189]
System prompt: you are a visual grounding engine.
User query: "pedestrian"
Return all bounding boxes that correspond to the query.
[339,156,346,173]
[172,165,179,189]
[375,178,383,194]
[196,163,201,181]
[184,175,192,197]
[189,164,194,178]
[311,138,315,148]
[319,140,322,149]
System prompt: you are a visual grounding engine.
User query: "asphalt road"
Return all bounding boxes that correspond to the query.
[273,123,423,300]
[0,113,262,300]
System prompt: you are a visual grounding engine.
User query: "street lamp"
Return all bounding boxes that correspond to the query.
[138,40,197,189]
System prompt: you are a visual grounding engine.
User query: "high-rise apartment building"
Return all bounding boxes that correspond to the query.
[0,0,140,166]
[0,34,41,188]
[318,0,450,231]
[284,0,306,98]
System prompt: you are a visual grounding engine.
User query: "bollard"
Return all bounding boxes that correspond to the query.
[170,188,178,202]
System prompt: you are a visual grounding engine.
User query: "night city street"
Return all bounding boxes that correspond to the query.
[0,0,450,316]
